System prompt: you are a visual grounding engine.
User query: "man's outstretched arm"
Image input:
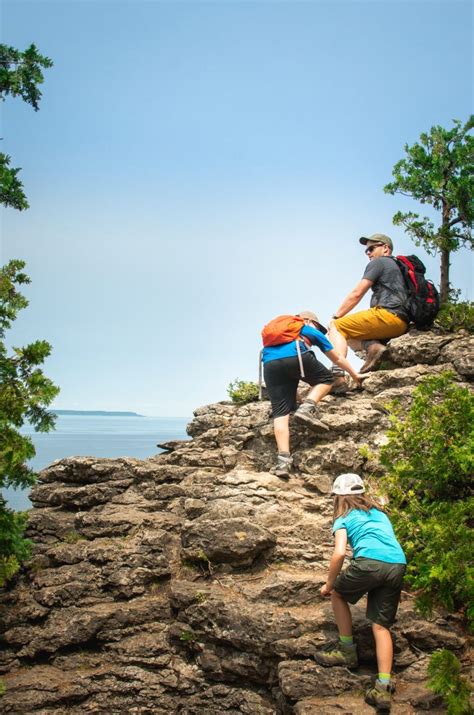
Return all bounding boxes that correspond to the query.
[333,279,372,318]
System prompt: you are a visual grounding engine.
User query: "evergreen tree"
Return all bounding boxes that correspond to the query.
[0,44,57,585]
[384,117,474,303]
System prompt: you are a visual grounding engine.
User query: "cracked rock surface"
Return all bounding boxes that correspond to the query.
[0,331,472,713]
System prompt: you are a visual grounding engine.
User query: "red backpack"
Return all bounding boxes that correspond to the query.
[393,255,440,330]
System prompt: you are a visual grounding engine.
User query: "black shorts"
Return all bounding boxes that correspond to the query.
[264,352,334,419]
[334,557,406,628]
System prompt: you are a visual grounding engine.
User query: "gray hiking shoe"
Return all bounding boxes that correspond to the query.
[365,679,393,711]
[294,401,330,432]
[360,342,388,373]
[272,454,293,479]
[313,639,358,668]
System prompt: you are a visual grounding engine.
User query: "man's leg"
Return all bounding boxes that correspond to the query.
[360,341,388,373]
[327,323,348,357]
[330,309,406,347]
[348,338,363,352]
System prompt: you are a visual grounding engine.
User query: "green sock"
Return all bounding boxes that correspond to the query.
[339,635,354,646]
[378,673,391,685]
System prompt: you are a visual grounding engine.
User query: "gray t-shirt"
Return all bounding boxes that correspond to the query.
[363,257,409,320]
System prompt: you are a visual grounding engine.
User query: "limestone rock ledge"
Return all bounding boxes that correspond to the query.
[0,332,472,714]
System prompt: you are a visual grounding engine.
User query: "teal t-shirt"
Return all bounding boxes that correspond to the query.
[333,508,406,564]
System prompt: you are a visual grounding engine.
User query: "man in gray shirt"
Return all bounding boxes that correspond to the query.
[328,234,409,373]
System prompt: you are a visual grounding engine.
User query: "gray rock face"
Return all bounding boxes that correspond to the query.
[0,331,472,713]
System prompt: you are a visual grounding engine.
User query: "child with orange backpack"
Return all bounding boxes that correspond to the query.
[261,311,362,478]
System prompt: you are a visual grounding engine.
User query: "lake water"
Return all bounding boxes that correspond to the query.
[3,415,191,511]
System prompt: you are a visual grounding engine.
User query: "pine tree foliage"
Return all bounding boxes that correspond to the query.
[0,44,53,110]
[0,261,59,585]
[0,44,53,212]
[384,117,474,303]
[0,44,56,585]
[428,649,472,714]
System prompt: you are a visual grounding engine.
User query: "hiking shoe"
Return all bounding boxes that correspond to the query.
[294,401,330,432]
[313,640,358,668]
[272,454,293,479]
[365,679,393,711]
[360,343,388,373]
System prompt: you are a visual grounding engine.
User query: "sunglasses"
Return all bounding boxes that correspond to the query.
[365,243,385,255]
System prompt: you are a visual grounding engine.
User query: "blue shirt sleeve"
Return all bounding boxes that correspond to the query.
[300,324,334,353]
[332,515,346,534]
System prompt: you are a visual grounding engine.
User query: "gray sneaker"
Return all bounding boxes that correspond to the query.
[272,454,293,479]
[294,401,330,432]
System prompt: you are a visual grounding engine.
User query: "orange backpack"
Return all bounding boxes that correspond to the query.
[259,315,310,397]
[261,315,306,346]
[259,315,311,398]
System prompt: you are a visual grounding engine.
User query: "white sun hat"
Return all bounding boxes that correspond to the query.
[332,473,365,495]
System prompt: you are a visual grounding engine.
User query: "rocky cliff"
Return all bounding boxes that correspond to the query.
[0,332,472,714]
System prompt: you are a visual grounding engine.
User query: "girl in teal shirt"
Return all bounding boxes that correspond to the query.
[315,473,406,711]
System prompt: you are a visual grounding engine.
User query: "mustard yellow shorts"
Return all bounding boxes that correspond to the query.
[333,307,408,341]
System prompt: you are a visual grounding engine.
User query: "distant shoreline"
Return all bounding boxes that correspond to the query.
[53,410,144,417]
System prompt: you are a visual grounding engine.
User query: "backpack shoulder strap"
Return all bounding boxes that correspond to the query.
[295,339,305,379]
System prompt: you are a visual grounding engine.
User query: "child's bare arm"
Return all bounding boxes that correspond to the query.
[321,529,347,596]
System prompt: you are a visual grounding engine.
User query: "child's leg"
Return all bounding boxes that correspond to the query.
[314,590,358,667]
[273,414,290,453]
[331,590,353,637]
[372,622,393,675]
[366,621,395,710]
[366,563,405,679]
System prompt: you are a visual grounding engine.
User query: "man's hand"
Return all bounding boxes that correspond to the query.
[320,584,333,597]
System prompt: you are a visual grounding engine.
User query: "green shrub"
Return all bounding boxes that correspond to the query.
[428,649,472,714]
[380,373,474,629]
[436,299,474,334]
[179,629,196,642]
[227,379,259,404]
[0,511,32,587]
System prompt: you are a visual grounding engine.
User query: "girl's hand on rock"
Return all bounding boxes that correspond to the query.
[320,584,332,597]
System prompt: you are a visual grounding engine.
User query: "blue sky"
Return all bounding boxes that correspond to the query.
[1,0,473,417]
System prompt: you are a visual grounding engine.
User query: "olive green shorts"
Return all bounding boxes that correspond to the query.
[334,557,406,627]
